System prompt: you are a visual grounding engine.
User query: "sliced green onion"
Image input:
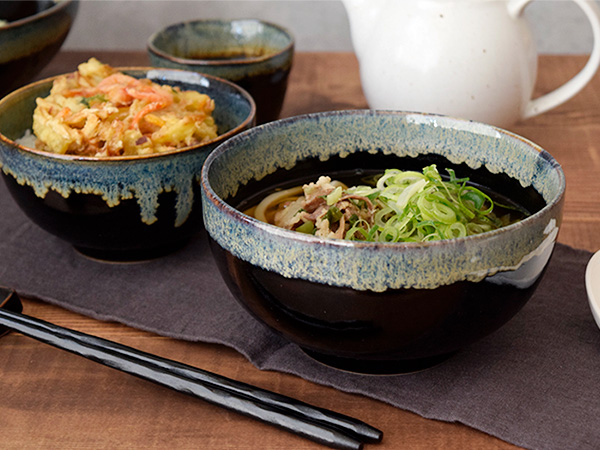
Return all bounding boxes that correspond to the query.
[296,221,315,234]
[326,206,342,223]
[285,165,525,243]
[326,186,343,205]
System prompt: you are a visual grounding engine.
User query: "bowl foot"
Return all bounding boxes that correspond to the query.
[301,348,455,375]
[74,240,188,263]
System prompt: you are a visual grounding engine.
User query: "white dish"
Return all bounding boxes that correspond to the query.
[585,250,600,330]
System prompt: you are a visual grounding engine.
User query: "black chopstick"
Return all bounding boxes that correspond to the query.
[0,303,382,449]
[78,324,383,444]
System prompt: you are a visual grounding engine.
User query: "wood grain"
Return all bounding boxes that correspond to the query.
[2,51,599,449]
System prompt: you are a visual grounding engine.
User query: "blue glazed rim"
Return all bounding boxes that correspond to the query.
[147,18,295,67]
[201,110,566,291]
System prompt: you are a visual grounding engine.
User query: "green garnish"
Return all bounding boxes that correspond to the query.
[81,94,107,107]
[296,221,315,234]
[340,164,523,243]
[326,206,343,223]
[326,186,343,205]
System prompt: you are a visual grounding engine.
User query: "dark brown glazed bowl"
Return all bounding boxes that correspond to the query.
[0,68,255,261]
[0,0,79,99]
[147,19,294,125]
[201,110,565,374]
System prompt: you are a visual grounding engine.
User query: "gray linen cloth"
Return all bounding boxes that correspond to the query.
[0,180,598,450]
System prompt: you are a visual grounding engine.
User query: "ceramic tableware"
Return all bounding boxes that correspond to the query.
[201,110,565,374]
[342,0,600,127]
[147,19,294,125]
[0,68,255,261]
[586,250,600,330]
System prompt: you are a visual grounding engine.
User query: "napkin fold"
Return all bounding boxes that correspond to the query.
[1,179,598,450]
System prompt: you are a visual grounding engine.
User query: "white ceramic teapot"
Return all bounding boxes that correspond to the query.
[342,0,600,127]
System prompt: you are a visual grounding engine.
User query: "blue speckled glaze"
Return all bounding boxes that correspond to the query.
[201,110,565,292]
[1,145,205,226]
[0,68,256,226]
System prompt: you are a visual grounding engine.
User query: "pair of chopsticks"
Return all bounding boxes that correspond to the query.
[0,288,382,449]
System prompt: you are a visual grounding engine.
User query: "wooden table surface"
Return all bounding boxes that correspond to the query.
[1,51,599,449]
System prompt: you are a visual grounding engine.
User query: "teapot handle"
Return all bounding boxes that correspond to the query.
[508,0,600,120]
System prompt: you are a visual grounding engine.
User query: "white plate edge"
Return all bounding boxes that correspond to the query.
[585,250,600,330]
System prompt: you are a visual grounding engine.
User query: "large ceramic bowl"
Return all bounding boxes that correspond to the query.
[201,110,565,374]
[147,19,294,125]
[0,0,79,99]
[0,67,255,261]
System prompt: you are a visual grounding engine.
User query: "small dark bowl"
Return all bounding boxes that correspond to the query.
[201,110,565,374]
[147,19,294,125]
[0,68,255,261]
[0,0,79,99]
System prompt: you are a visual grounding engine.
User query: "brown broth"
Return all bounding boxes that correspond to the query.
[187,48,274,61]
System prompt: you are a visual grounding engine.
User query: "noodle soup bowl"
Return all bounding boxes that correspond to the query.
[201,110,565,374]
[0,68,255,261]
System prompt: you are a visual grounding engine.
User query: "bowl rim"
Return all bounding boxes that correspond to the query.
[147,18,295,67]
[0,0,76,29]
[0,65,256,162]
[202,109,566,251]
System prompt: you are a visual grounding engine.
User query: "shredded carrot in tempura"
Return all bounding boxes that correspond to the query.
[32,58,218,156]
